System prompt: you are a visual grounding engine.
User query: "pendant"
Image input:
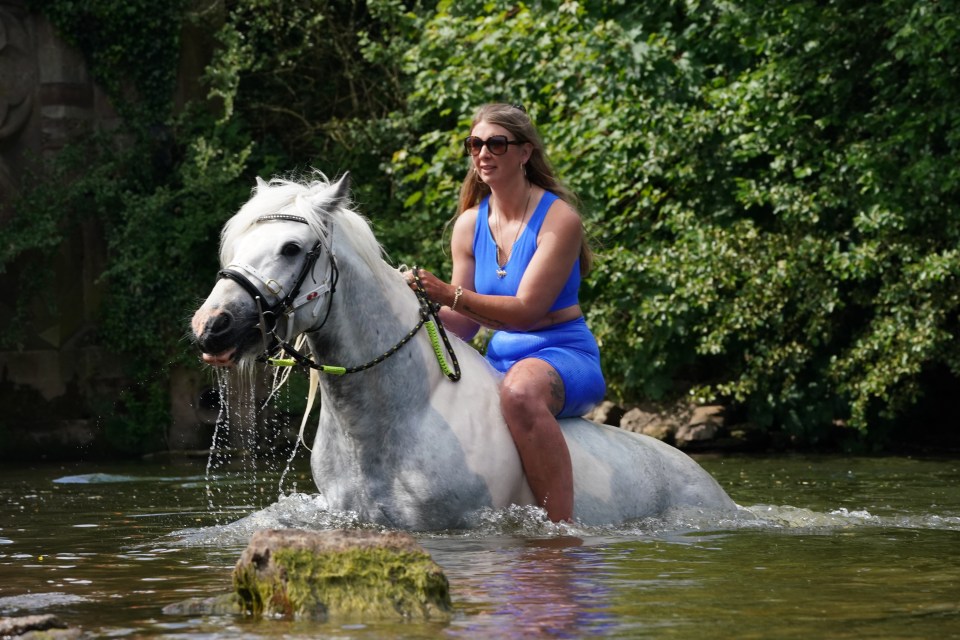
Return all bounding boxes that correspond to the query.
[496,267,507,279]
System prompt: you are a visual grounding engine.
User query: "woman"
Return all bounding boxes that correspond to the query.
[412,103,605,522]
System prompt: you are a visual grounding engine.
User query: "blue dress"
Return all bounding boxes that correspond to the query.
[473,191,605,417]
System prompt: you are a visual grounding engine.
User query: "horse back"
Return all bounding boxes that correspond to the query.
[559,417,736,524]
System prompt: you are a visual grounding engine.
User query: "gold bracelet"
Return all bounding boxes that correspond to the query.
[450,285,463,311]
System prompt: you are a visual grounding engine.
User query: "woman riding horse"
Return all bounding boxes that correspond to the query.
[191,168,735,529]
[412,104,605,523]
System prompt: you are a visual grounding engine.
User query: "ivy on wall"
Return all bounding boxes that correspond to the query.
[5,0,241,452]
[3,0,416,454]
[23,0,186,125]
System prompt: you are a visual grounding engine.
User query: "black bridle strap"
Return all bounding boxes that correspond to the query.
[220,211,458,381]
[217,214,333,338]
[303,257,339,335]
[218,268,272,312]
[275,240,323,311]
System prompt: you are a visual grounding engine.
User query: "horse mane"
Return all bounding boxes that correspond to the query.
[219,172,396,287]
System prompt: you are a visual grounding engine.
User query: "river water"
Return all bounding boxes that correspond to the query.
[1,453,958,638]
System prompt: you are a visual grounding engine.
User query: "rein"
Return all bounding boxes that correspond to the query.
[269,267,461,382]
[219,212,460,381]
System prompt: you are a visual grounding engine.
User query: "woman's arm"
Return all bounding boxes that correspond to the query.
[436,208,482,341]
[419,199,583,332]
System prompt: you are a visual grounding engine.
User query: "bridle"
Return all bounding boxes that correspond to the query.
[217,213,338,354]
[217,214,460,381]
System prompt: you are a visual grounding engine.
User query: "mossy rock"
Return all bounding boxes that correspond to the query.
[233,528,452,621]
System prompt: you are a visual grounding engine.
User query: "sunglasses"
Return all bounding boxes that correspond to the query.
[463,135,524,156]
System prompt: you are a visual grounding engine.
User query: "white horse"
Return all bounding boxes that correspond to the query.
[191,173,736,530]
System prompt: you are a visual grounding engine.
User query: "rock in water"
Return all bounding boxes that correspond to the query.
[0,614,68,636]
[233,528,452,621]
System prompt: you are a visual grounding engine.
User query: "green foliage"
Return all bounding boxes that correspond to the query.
[3,0,417,453]
[25,0,187,123]
[6,0,959,450]
[387,0,731,389]
[644,0,960,433]
[388,0,960,440]
[387,0,680,265]
[205,0,420,213]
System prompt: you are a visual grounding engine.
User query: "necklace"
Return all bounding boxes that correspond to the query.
[493,186,532,279]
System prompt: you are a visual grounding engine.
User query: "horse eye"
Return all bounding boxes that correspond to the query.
[281,242,301,257]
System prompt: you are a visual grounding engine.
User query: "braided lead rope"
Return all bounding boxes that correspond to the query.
[270,314,427,374]
[412,267,461,382]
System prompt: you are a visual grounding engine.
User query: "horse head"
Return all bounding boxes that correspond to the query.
[191,172,353,367]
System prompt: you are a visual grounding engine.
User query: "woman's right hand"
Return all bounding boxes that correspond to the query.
[412,267,457,308]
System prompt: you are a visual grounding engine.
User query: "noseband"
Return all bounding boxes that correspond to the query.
[217,213,338,354]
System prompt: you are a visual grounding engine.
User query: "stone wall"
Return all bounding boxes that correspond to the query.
[0,1,226,457]
[0,1,122,215]
[0,2,36,209]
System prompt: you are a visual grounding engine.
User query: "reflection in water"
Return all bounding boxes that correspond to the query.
[449,536,616,639]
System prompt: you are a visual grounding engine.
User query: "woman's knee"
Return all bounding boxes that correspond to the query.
[499,362,565,421]
[500,380,539,420]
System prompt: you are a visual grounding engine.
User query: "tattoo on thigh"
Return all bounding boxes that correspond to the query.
[548,369,565,415]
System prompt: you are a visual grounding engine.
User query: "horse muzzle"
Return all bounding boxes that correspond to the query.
[191,304,261,367]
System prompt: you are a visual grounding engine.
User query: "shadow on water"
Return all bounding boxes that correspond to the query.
[1,454,958,638]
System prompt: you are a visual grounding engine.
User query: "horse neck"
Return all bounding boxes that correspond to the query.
[305,258,426,431]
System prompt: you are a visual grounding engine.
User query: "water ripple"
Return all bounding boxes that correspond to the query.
[729,504,960,532]
[0,592,90,615]
[166,494,960,551]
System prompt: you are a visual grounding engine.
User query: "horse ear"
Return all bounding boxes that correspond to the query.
[305,172,351,216]
[330,172,351,207]
[255,176,268,190]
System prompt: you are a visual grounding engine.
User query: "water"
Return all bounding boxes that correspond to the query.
[1,454,958,638]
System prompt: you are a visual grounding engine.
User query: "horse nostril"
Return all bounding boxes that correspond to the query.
[209,311,233,335]
[194,308,240,357]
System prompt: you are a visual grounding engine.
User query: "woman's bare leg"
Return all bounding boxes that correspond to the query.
[500,358,573,522]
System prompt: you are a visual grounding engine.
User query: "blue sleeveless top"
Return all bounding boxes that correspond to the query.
[473,191,580,311]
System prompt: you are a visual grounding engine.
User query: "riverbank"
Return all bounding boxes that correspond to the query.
[4,396,959,463]
[586,399,960,456]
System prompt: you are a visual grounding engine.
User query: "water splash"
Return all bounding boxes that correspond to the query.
[171,493,366,547]
[169,495,960,551]
[170,498,723,548]
[203,368,229,514]
[717,503,960,533]
[196,366,313,525]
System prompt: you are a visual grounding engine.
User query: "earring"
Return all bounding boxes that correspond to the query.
[521,162,527,178]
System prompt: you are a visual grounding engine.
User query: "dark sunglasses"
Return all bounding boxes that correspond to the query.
[463,135,524,156]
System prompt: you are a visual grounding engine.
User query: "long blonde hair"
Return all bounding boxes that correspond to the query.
[455,103,593,274]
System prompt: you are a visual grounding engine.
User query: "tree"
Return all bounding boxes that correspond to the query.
[388,0,960,442]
